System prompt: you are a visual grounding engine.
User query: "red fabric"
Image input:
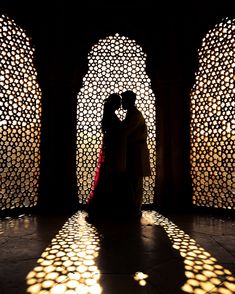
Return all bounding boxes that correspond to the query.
[87,145,105,204]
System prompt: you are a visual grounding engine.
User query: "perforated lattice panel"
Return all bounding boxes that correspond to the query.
[0,15,42,210]
[190,18,235,209]
[76,34,156,204]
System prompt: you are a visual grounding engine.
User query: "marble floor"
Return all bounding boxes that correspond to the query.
[0,209,235,294]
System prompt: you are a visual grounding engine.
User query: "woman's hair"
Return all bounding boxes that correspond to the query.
[104,93,121,107]
[101,93,120,132]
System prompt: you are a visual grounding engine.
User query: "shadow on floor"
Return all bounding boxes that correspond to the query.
[1,210,235,293]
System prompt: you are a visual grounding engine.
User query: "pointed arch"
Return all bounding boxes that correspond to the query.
[190,18,235,210]
[76,33,157,204]
[0,15,42,210]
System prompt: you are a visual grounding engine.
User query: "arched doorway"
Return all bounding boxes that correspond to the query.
[190,17,235,210]
[76,33,156,205]
[0,15,42,211]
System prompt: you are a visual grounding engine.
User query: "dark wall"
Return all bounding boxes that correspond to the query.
[1,1,234,213]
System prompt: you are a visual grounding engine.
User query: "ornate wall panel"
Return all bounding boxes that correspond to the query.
[0,15,42,210]
[76,34,156,204]
[190,18,235,209]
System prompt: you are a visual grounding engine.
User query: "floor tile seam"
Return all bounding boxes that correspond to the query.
[206,279,230,293]
[99,271,167,276]
[154,218,225,239]
[143,257,183,272]
[164,219,233,237]
[220,262,235,270]
[0,239,8,246]
[0,257,40,264]
[211,235,235,260]
[184,229,229,238]
[145,280,166,294]
[99,273,165,294]
[0,233,42,239]
[99,271,144,276]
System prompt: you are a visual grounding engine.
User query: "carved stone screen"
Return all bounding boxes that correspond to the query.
[0,15,42,210]
[76,34,156,204]
[190,18,235,209]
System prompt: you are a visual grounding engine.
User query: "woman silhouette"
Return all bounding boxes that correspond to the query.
[86,93,126,219]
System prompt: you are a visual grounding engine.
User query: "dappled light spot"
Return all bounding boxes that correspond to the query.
[134,271,149,286]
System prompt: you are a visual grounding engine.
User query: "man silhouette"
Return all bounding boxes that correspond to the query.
[121,90,151,217]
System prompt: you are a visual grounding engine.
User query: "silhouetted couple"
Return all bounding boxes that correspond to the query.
[86,90,151,220]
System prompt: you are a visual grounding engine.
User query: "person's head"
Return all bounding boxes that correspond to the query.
[104,93,121,111]
[121,90,136,110]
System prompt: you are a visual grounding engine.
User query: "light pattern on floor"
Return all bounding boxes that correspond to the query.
[26,212,102,294]
[26,211,235,293]
[143,211,235,293]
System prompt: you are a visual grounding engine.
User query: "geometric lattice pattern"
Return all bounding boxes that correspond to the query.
[76,33,156,204]
[0,15,42,210]
[190,18,235,209]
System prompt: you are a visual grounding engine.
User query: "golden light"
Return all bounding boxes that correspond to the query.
[0,15,42,210]
[134,271,149,286]
[24,211,235,293]
[190,17,235,209]
[26,211,102,294]
[142,211,235,293]
[76,33,156,204]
